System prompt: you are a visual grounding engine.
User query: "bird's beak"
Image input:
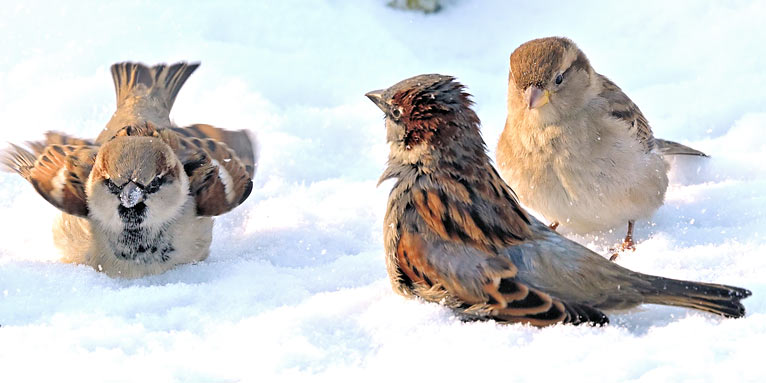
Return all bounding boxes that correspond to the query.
[525,86,550,109]
[365,89,386,112]
[119,181,145,208]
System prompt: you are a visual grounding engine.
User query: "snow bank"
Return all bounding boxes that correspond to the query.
[1,1,764,381]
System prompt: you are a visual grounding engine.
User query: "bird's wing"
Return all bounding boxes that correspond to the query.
[598,74,656,153]
[174,130,254,216]
[396,226,608,326]
[397,167,607,326]
[411,165,532,250]
[171,124,257,178]
[26,132,95,156]
[1,143,98,217]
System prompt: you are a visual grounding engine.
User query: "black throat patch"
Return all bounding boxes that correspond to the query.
[118,202,147,228]
[111,203,175,264]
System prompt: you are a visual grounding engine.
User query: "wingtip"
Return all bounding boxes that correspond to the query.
[563,302,610,326]
[0,143,35,175]
[240,128,259,168]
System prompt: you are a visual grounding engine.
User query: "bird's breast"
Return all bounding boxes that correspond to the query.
[110,225,175,264]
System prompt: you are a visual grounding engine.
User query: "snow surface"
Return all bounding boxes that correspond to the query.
[1,0,765,381]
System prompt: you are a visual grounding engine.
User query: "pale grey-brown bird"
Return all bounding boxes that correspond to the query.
[367,74,749,326]
[496,37,707,258]
[2,62,257,278]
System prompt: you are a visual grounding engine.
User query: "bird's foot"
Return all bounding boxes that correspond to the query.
[548,221,560,231]
[609,237,636,261]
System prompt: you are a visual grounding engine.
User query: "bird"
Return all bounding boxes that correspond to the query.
[1,62,257,278]
[366,74,750,326]
[496,37,708,259]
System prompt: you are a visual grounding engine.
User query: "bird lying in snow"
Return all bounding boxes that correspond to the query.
[2,62,257,278]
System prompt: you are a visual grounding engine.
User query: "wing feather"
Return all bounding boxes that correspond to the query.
[177,134,254,216]
[2,143,97,217]
[396,170,607,326]
[172,124,257,178]
[598,74,655,153]
[27,132,95,156]
[396,230,606,326]
[411,165,532,253]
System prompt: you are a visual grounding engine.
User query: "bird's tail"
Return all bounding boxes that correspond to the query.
[110,61,199,112]
[641,275,751,318]
[655,138,708,157]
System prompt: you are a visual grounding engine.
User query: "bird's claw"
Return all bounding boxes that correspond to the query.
[609,237,636,261]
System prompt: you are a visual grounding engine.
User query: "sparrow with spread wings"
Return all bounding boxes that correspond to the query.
[2,62,257,278]
[366,74,749,326]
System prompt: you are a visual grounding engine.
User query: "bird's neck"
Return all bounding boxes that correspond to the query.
[100,102,171,143]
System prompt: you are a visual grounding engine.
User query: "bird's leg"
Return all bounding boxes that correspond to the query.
[548,221,560,231]
[622,220,636,251]
[610,220,636,261]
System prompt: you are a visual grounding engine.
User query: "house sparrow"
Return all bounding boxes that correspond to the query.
[2,62,257,278]
[496,37,707,258]
[366,74,749,326]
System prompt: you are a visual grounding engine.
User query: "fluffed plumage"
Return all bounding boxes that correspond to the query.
[2,62,257,278]
[496,37,708,254]
[367,74,749,326]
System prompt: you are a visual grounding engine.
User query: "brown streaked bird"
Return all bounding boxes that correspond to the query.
[2,62,257,278]
[366,74,749,326]
[496,37,707,259]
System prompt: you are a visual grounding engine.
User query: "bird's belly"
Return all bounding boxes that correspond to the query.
[55,211,213,278]
[504,151,668,234]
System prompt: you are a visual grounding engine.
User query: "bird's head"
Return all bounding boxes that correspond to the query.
[366,74,484,168]
[508,37,594,123]
[87,135,189,230]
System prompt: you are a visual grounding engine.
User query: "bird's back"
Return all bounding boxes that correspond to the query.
[98,62,200,144]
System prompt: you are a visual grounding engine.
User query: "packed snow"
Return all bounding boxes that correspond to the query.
[1,1,765,381]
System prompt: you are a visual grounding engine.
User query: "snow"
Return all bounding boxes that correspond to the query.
[1,0,765,381]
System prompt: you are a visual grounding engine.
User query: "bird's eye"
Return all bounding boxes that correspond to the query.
[555,74,564,85]
[104,179,121,195]
[144,176,164,194]
[391,108,402,119]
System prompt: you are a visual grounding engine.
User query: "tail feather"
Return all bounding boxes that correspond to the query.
[110,61,200,112]
[643,276,751,318]
[655,138,709,157]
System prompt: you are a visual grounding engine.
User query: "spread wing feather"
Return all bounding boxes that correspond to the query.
[176,134,254,216]
[172,124,257,178]
[27,132,95,156]
[1,143,98,217]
